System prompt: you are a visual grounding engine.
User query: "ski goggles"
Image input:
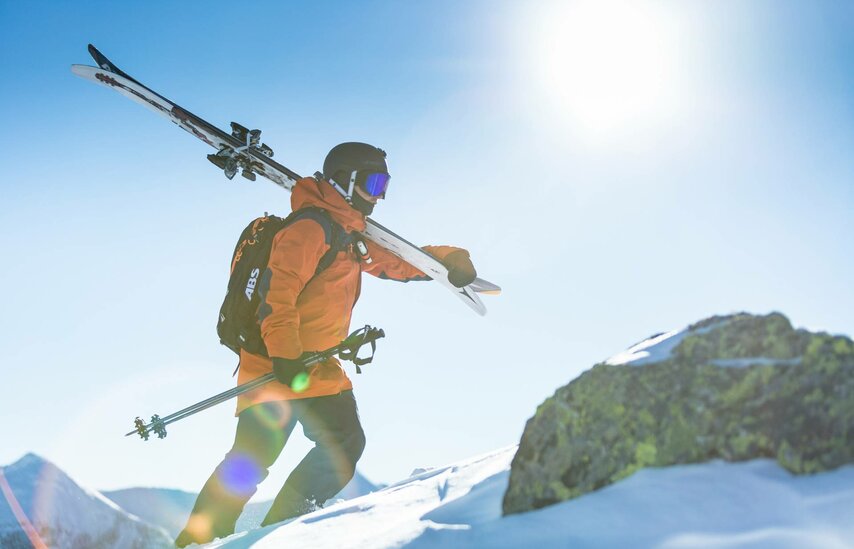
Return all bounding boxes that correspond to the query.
[356,171,391,198]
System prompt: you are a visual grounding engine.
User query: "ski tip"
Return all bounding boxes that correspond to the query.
[87,44,112,71]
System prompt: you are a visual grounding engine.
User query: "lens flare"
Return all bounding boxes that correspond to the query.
[291,372,311,393]
[218,454,264,497]
[0,469,48,549]
[251,399,294,432]
[184,513,212,542]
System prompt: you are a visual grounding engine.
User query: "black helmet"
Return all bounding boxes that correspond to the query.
[323,142,390,215]
[324,142,388,188]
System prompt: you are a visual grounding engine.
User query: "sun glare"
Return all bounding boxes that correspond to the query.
[527,0,683,139]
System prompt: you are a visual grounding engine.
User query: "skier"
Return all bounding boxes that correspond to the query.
[175,143,477,547]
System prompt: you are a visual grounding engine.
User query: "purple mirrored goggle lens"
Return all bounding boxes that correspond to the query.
[363,172,391,197]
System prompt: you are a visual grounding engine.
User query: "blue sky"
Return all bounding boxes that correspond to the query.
[1,0,852,499]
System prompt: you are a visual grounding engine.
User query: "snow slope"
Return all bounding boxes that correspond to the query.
[103,470,380,539]
[203,446,854,549]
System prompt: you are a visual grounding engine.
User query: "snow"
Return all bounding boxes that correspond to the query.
[605,329,686,366]
[102,470,380,538]
[102,487,199,539]
[3,445,853,548]
[0,453,173,548]
[605,319,731,366]
[200,447,854,549]
[603,318,805,369]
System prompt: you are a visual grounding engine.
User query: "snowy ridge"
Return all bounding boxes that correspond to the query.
[207,446,516,548]
[0,453,173,548]
[605,329,684,366]
[198,447,854,548]
[103,470,380,538]
[605,318,731,366]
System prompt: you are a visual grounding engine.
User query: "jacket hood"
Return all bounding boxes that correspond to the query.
[291,176,366,233]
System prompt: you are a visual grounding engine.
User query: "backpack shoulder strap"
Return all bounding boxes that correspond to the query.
[284,207,347,275]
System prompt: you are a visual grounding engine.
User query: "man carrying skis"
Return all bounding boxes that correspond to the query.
[176,143,477,546]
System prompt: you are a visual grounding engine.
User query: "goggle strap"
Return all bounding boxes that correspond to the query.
[347,170,358,201]
[319,171,351,201]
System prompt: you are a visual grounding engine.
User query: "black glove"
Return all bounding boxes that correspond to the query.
[442,249,477,288]
[272,356,307,387]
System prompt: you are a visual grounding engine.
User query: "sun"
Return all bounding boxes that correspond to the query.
[525,0,683,138]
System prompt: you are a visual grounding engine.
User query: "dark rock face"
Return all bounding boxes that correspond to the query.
[502,313,854,515]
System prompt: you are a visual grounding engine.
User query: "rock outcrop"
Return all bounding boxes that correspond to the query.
[503,312,854,515]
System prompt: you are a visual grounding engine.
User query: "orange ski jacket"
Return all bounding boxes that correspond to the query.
[236,177,462,413]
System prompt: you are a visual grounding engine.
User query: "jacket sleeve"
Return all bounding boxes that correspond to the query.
[257,219,329,359]
[362,241,465,283]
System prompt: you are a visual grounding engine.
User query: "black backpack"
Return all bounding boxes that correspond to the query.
[217,207,347,357]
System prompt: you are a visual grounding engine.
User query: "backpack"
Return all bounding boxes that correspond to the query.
[217,207,347,357]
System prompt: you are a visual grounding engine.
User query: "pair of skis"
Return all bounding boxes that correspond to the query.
[71,45,500,315]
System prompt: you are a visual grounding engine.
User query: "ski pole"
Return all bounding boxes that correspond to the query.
[140,325,383,430]
[127,325,385,440]
[129,344,350,438]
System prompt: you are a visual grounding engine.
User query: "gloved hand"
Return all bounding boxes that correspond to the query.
[441,249,477,288]
[272,356,307,387]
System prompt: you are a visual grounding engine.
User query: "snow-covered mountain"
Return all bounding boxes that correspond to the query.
[103,470,380,538]
[199,446,854,548]
[0,453,173,548]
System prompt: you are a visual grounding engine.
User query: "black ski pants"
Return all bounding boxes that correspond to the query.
[180,390,365,541]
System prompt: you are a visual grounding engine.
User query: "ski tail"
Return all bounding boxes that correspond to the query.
[469,277,501,295]
[460,285,487,316]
